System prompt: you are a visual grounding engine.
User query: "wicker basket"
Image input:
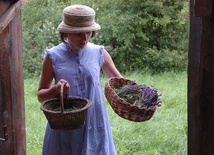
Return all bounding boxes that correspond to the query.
[40,83,91,130]
[104,77,156,122]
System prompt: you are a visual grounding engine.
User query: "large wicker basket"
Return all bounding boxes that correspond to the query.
[105,77,157,122]
[40,83,91,130]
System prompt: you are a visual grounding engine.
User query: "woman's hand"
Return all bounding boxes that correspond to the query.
[56,79,70,94]
[37,79,70,103]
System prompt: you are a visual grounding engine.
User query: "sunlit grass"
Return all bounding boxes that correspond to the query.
[25,71,187,155]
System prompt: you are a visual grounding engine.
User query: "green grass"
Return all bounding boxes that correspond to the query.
[25,71,187,155]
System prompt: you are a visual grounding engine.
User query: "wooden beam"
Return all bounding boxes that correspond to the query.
[9,11,26,155]
[0,0,27,34]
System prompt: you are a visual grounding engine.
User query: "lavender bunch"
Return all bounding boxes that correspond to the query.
[137,85,161,108]
[114,81,162,108]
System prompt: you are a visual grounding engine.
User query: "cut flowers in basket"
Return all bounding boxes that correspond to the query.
[114,81,162,108]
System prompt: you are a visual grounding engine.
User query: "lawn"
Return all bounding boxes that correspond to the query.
[25,71,187,155]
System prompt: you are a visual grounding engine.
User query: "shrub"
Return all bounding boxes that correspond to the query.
[95,0,188,73]
[22,0,188,78]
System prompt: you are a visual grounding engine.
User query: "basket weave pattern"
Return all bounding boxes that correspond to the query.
[41,98,91,130]
[40,83,91,130]
[105,77,156,122]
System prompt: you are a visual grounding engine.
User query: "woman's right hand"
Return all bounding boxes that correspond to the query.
[56,79,70,94]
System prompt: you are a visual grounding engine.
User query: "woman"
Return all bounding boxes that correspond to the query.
[37,4,122,155]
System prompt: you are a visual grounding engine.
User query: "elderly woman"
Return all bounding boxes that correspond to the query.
[37,4,122,155]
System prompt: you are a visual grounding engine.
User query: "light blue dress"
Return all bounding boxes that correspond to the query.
[42,42,117,155]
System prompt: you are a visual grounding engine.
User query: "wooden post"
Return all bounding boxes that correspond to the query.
[188,0,214,154]
[0,0,27,154]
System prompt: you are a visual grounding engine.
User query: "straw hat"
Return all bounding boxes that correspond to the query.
[57,4,101,33]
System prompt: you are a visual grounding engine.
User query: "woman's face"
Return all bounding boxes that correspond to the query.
[66,32,92,51]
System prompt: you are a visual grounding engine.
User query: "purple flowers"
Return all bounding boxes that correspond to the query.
[114,81,162,108]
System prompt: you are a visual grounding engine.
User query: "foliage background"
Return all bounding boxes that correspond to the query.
[22,0,188,78]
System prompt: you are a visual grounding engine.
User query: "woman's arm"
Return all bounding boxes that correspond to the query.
[102,49,122,78]
[37,55,70,103]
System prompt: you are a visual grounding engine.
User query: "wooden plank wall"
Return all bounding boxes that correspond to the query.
[0,0,27,154]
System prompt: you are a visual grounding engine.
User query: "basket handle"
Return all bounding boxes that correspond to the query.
[60,82,66,113]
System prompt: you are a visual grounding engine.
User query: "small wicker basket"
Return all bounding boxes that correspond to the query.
[105,77,156,122]
[40,83,91,130]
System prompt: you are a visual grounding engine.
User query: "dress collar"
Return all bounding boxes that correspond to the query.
[63,42,84,58]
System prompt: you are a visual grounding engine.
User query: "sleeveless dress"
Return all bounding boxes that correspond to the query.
[42,42,117,155]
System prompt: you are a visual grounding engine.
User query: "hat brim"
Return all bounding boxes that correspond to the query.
[57,21,101,33]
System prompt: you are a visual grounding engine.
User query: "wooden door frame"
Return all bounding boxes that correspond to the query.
[0,0,27,154]
[1,0,214,154]
[188,0,214,154]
